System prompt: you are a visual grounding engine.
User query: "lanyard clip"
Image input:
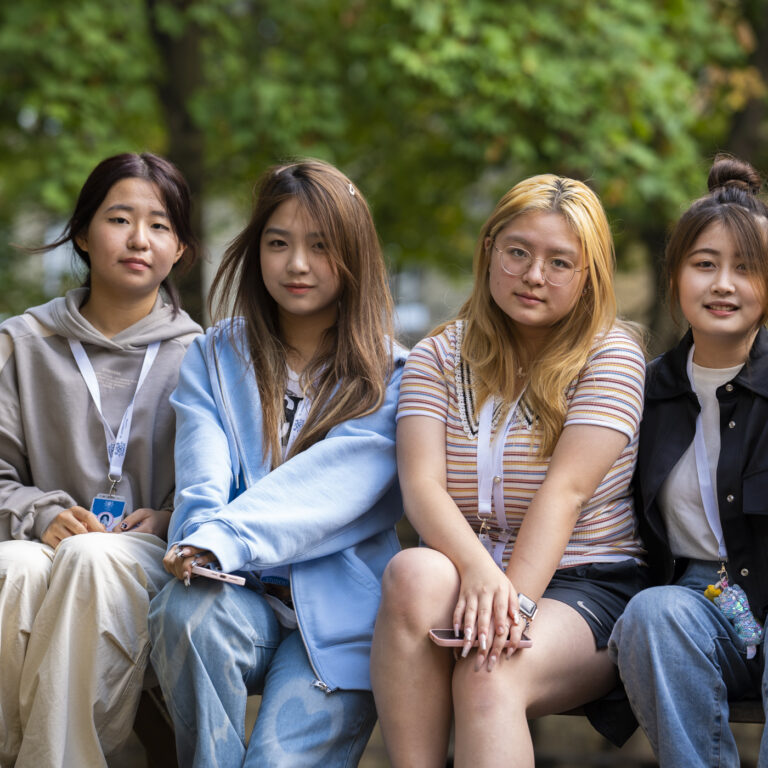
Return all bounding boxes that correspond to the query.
[107,475,121,498]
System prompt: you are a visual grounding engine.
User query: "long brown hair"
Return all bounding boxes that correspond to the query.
[209,159,395,467]
[455,174,622,456]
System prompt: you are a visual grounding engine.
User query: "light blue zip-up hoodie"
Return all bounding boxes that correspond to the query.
[168,319,406,691]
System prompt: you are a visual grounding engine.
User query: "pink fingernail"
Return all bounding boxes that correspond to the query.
[454,623,460,638]
[464,627,473,642]
[512,610,520,625]
[461,644,471,659]
[479,633,487,651]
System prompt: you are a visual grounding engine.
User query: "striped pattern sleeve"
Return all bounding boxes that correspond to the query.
[563,328,646,440]
[396,328,454,423]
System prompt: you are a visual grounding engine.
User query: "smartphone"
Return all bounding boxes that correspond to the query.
[428,628,532,648]
[191,564,245,586]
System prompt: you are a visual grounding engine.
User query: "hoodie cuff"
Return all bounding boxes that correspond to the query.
[180,522,250,574]
[31,495,78,541]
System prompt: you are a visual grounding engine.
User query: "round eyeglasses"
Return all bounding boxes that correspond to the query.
[492,243,583,286]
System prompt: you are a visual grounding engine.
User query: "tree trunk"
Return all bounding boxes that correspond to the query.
[146,0,206,325]
[727,1,768,166]
[641,220,678,358]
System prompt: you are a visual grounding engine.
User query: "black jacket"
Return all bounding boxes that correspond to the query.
[636,327,768,622]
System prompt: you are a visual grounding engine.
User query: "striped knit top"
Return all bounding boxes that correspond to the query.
[397,320,646,568]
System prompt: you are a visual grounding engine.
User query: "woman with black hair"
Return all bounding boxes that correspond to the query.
[0,152,201,768]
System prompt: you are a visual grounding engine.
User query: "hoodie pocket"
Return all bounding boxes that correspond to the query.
[339,548,382,595]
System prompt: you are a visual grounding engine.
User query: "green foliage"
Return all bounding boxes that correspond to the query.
[369,0,750,237]
[0,0,162,213]
[0,0,761,317]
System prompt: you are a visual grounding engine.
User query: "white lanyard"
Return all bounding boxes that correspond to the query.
[476,392,523,566]
[686,348,727,558]
[69,339,160,486]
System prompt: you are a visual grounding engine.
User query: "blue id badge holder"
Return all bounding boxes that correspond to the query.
[91,492,126,532]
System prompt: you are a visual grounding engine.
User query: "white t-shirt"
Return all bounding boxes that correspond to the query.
[659,361,742,560]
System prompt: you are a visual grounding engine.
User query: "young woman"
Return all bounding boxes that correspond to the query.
[610,155,768,766]
[371,174,649,767]
[147,159,405,767]
[0,152,202,768]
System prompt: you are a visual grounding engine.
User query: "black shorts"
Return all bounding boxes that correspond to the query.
[542,559,651,747]
[543,559,651,648]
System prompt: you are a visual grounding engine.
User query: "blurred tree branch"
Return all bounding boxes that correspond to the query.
[0,0,765,330]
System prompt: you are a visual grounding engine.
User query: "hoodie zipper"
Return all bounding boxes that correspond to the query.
[290,577,332,693]
[212,333,332,692]
[211,339,248,490]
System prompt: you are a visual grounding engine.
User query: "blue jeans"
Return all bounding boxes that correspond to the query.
[148,578,376,768]
[609,561,768,768]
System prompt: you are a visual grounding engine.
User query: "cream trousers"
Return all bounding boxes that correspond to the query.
[0,531,171,768]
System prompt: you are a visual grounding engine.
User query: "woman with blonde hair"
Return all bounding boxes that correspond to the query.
[371,174,649,767]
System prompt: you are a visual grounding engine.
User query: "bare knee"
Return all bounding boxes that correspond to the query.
[379,548,459,631]
[454,655,528,716]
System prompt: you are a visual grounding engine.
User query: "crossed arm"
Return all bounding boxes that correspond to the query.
[397,413,629,668]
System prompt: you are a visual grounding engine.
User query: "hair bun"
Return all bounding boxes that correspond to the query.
[708,154,762,196]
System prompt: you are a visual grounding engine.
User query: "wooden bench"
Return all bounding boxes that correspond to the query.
[134,687,177,768]
[561,699,764,723]
[728,700,765,724]
[134,691,762,768]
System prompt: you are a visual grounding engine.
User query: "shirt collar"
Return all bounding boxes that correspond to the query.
[647,327,768,401]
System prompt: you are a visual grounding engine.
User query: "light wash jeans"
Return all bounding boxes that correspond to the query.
[148,577,377,768]
[609,560,768,768]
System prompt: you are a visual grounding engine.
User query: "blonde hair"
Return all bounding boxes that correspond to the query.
[209,159,395,468]
[455,174,621,456]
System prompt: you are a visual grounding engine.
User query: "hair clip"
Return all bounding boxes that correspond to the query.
[348,183,356,196]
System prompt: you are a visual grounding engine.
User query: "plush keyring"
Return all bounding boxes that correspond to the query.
[706,575,763,659]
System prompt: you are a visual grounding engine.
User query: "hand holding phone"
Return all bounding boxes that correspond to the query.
[191,564,245,586]
[428,628,532,648]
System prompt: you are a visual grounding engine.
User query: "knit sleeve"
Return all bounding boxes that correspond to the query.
[563,327,646,440]
[396,326,456,423]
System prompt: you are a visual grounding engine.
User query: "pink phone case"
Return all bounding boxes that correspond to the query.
[428,628,533,648]
[191,564,245,586]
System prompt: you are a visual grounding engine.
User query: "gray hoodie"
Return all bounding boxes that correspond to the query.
[0,287,202,541]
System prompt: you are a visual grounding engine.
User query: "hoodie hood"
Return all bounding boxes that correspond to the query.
[24,287,201,350]
[0,288,202,542]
